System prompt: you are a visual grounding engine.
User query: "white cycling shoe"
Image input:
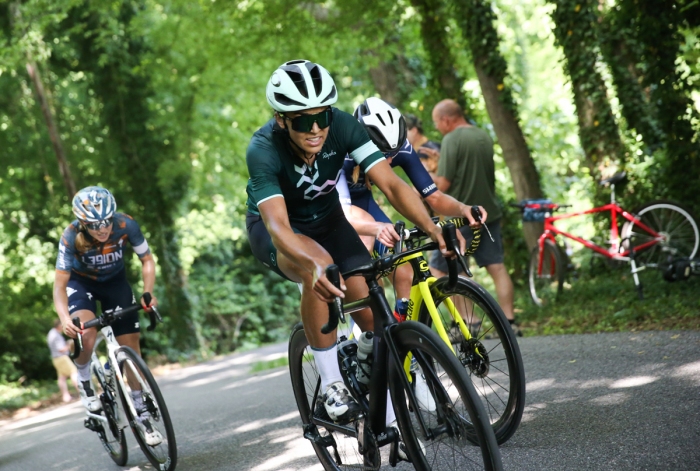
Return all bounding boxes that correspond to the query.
[323,381,362,423]
[413,370,437,412]
[137,413,164,446]
[78,380,101,412]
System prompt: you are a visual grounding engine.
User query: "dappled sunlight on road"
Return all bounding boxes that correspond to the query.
[672,360,700,385]
[589,392,629,406]
[233,411,298,434]
[245,429,324,471]
[220,369,288,390]
[610,376,658,388]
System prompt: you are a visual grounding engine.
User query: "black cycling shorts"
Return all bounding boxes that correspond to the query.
[246,203,372,280]
[66,270,140,337]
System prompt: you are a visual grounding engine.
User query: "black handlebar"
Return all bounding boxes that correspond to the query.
[69,293,162,360]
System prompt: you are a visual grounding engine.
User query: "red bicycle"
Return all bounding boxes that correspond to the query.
[514,172,700,306]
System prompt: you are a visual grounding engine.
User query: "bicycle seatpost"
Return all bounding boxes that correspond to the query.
[321,264,345,334]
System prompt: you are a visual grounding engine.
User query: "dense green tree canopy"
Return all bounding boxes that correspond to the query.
[1,0,698,384]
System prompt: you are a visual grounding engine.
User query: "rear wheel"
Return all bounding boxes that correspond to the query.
[288,324,365,470]
[529,239,565,306]
[117,346,177,471]
[419,277,526,444]
[621,201,699,268]
[389,322,503,471]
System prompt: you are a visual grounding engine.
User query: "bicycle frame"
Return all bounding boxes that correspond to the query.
[86,325,147,428]
[536,202,664,274]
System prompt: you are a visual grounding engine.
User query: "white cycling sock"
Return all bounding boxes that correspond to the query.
[76,361,91,383]
[311,344,344,392]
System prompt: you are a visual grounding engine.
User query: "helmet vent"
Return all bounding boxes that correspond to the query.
[307,63,323,97]
[274,93,306,108]
[376,114,386,126]
[321,87,336,104]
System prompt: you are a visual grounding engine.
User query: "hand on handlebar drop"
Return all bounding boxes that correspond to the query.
[376,223,400,248]
[140,293,158,311]
[62,317,82,339]
[465,205,488,228]
[430,225,467,258]
[312,264,346,303]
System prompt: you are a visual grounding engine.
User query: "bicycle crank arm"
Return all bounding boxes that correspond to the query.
[84,411,109,424]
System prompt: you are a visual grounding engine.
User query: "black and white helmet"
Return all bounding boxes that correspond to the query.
[354,97,407,154]
[266,60,338,112]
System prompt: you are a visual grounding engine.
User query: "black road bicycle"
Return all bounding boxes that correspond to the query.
[288,224,503,470]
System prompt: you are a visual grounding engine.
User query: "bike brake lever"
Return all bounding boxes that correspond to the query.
[70,317,83,360]
[394,220,405,254]
[471,205,494,242]
[443,222,473,278]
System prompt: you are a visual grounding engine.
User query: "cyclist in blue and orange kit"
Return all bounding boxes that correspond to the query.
[52,186,161,445]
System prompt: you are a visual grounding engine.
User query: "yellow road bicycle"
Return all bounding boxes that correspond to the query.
[382,216,526,445]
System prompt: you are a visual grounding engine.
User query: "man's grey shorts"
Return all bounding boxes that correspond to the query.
[429,218,504,272]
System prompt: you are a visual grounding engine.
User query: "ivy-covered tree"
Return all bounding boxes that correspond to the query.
[451,0,545,248]
[549,0,628,186]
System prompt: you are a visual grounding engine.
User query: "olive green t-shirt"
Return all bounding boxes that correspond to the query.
[436,126,503,221]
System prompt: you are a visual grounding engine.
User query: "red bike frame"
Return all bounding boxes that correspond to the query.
[536,202,664,275]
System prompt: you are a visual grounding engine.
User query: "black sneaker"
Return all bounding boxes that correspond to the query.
[322,381,362,423]
[509,320,524,337]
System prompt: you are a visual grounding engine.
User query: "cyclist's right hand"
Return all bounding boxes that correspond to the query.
[62,316,82,339]
[311,263,346,303]
[375,222,400,248]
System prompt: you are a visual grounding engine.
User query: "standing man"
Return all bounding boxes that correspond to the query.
[428,99,520,336]
[47,318,79,403]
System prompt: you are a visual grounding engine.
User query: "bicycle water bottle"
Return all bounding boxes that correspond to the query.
[394,298,409,323]
[355,331,374,386]
[104,361,112,383]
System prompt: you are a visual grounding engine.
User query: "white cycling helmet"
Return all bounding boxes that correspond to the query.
[354,97,407,154]
[72,186,117,223]
[266,60,338,112]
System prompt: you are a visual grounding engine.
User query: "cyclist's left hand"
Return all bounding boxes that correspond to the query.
[141,293,158,311]
[465,205,488,228]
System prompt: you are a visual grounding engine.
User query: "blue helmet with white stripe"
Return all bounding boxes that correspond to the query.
[72,186,117,223]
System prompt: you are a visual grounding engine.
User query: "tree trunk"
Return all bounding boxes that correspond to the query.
[549,0,627,185]
[25,62,76,200]
[410,0,469,113]
[452,0,545,249]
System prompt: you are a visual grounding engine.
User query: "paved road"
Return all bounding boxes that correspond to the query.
[1,331,699,470]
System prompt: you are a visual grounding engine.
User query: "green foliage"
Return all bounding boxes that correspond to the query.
[516,266,700,335]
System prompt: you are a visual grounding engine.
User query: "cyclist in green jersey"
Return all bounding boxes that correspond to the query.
[245,60,462,425]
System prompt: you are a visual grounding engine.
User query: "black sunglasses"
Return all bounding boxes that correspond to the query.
[282,108,333,133]
[85,217,113,231]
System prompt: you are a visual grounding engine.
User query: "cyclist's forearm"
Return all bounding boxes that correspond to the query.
[425,192,467,218]
[342,206,384,237]
[141,255,156,294]
[53,271,71,323]
[383,179,436,235]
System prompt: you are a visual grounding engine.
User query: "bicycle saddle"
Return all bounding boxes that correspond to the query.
[599,171,627,186]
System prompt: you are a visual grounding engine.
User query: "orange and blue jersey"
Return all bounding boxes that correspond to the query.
[55,212,151,281]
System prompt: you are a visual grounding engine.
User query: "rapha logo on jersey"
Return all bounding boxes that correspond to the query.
[66,287,77,297]
[422,183,437,195]
[322,150,336,159]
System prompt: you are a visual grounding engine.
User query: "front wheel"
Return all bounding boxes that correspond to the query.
[117,346,177,471]
[420,277,526,444]
[389,321,503,471]
[529,239,565,306]
[621,201,699,268]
